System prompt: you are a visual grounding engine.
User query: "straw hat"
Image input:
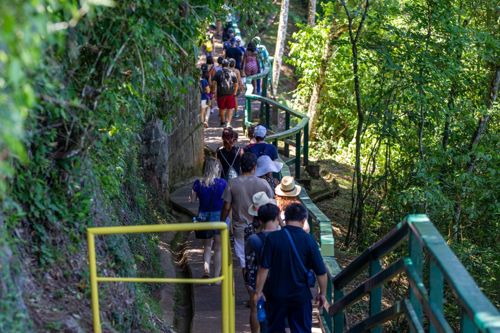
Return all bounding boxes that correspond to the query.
[248,191,277,216]
[255,155,283,177]
[275,176,302,197]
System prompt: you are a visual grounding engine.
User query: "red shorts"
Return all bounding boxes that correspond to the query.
[217,94,236,110]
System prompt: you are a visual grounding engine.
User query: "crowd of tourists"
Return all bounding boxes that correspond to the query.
[190,122,328,332]
[199,22,270,129]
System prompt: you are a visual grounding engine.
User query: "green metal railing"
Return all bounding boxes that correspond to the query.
[244,68,309,179]
[328,214,500,333]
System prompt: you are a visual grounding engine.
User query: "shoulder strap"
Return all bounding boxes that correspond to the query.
[284,229,308,274]
[229,147,240,167]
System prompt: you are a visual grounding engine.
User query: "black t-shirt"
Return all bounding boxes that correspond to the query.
[226,47,244,69]
[217,146,242,180]
[214,68,238,96]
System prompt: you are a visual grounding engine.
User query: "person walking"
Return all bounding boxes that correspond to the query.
[243,42,260,92]
[275,176,310,233]
[221,152,273,278]
[213,59,239,127]
[255,155,283,195]
[217,127,243,181]
[245,203,280,333]
[245,125,278,160]
[254,203,328,333]
[228,58,244,118]
[190,158,227,278]
[199,67,210,128]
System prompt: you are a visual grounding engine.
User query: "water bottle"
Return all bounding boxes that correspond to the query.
[257,297,266,322]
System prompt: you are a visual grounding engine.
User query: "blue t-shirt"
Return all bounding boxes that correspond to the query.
[192,178,227,213]
[226,46,244,69]
[200,79,209,101]
[245,142,278,160]
[261,225,326,303]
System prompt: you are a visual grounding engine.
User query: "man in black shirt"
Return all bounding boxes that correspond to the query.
[225,37,244,70]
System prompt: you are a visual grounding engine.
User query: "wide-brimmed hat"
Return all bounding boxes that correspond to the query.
[275,176,302,197]
[248,191,277,216]
[255,155,283,177]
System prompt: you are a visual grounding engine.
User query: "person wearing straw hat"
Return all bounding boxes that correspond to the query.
[275,176,310,233]
[255,155,283,195]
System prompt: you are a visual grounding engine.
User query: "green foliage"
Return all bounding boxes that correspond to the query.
[1,0,276,330]
[289,0,499,304]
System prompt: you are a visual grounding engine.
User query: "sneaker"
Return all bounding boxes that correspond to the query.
[220,121,226,127]
[225,122,231,128]
[233,112,240,118]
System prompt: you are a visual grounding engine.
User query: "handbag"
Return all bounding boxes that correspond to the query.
[284,229,316,288]
[194,185,216,239]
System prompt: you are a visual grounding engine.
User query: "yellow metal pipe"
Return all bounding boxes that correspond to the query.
[88,222,227,235]
[221,228,230,333]
[87,232,101,333]
[97,276,223,284]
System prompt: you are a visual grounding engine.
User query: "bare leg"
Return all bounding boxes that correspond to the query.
[250,296,260,333]
[219,108,226,125]
[226,108,234,126]
[203,238,213,276]
[213,234,222,278]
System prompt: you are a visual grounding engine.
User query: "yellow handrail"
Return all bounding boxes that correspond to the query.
[87,222,234,333]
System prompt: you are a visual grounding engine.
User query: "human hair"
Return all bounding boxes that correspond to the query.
[284,202,308,222]
[206,55,214,65]
[247,42,256,52]
[217,56,224,65]
[255,136,264,142]
[276,195,300,212]
[201,158,221,186]
[228,58,236,68]
[258,203,280,224]
[221,59,229,67]
[240,152,257,173]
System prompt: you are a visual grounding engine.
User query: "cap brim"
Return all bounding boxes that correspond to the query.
[248,199,277,216]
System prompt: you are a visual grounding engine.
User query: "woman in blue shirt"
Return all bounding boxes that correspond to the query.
[190,158,227,278]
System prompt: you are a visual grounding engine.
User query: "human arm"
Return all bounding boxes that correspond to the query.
[253,267,269,303]
[316,273,328,308]
[189,189,197,203]
[220,201,231,223]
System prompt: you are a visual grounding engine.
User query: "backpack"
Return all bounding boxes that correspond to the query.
[218,68,234,96]
[219,147,240,180]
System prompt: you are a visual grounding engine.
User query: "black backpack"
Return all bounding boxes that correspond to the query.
[218,68,234,96]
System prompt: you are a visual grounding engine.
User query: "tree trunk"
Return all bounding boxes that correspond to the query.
[308,0,317,26]
[308,19,345,139]
[451,66,499,240]
[272,0,289,96]
[341,0,369,243]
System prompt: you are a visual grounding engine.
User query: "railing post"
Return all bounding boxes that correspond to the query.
[87,231,102,333]
[262,73,268,98]
[429,258,444,333]
[221,227,230,333]
[284,112,290,157]
[295,130,301,179]
[325,277,333,332]
[409,231,423,326]
[265,102,270,130]
[333,287,344,333]
[245,97,251,125]
[460,312,477,333]
[369,259,382,333]
[303,120,309,166]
